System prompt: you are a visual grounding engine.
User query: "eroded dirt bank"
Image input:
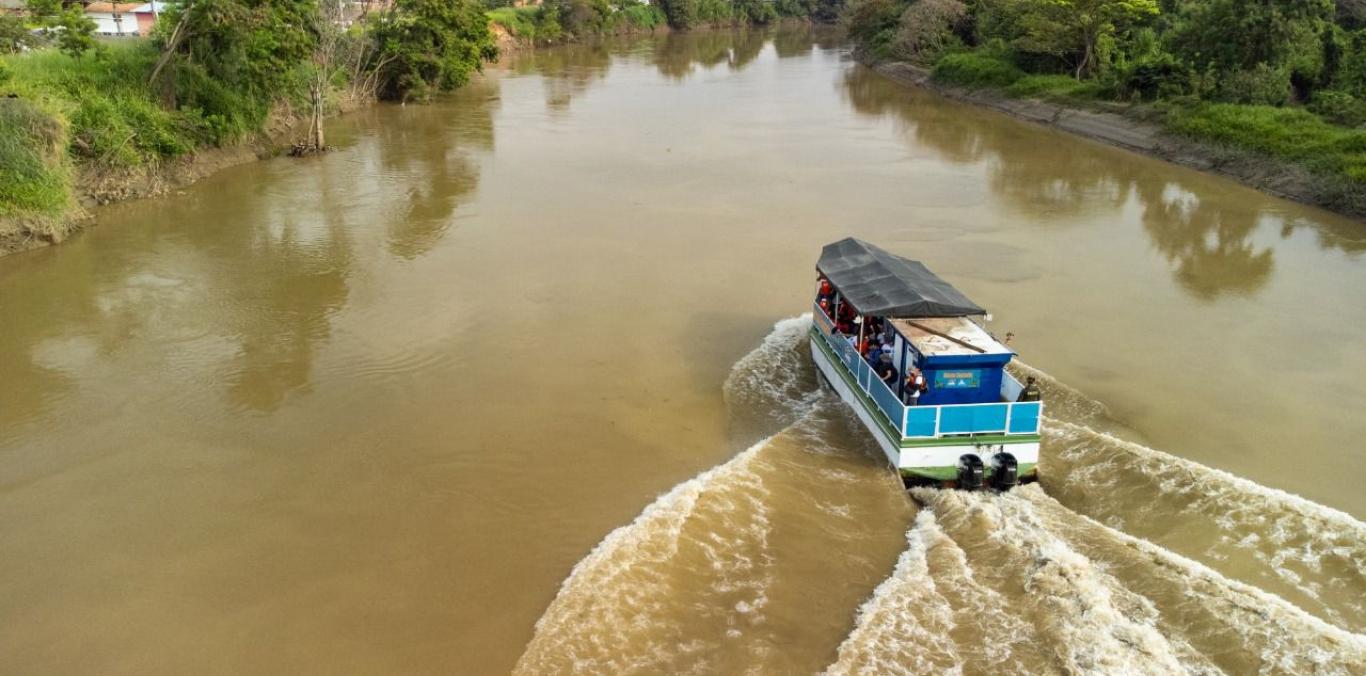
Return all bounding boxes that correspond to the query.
[872,62,1364,221]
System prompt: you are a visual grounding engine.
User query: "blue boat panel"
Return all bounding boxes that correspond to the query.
[905,407,938,437]
[869,380,905,433]
[1008,402,1040,434]
[938,404,1008,434]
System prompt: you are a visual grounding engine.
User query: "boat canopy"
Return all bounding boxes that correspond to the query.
[817,238,985,318]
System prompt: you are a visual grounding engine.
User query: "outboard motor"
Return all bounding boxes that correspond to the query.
[956,454,985,491]
[990,452,1019,491]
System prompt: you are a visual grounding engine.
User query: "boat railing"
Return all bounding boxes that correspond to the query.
[813,303,1043,440]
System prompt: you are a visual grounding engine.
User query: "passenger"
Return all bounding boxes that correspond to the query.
[1017,376,1042,402]
[879,333,895,358]
[877,356,897,386]
[904,368,927,405]
[818,298,833,318]
[817,277,833,299]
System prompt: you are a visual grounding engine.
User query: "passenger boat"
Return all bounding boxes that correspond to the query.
[809,238,1041,490]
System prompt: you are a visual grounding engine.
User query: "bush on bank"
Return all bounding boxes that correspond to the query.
[486,0,839,41]
[844,0,1366,205]
[0,0,498,243]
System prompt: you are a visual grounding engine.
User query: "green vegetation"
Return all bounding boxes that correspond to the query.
[484,0,828,43]
[1,0,498,244]
[487,0,666,44]
[843,0,1366,210]
[1167,104,1366,182]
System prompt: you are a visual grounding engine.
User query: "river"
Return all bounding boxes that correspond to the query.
[1,25,1363,675]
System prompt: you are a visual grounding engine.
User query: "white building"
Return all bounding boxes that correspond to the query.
[84,2,142,36]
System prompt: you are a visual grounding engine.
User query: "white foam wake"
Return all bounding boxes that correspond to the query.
[1043,419,1366,631]
[1020,484,1366,675]
[722,314,821,436]
[916,487,1191,675]
[825,508,1045,675]
[512,438,776,675]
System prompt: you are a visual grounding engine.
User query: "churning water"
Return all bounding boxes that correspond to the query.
[518,318,1366,674]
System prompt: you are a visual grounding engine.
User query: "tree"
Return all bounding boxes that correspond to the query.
[26,0,98,58]
[893,0,967,64]
[1166,0,1334,75]
[1011,0,1159,78]
[369,0,497,101]
[0,15,40,54]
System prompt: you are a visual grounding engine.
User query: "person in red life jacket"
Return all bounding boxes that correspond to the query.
[818,298,833,319]
[904,368,928,405]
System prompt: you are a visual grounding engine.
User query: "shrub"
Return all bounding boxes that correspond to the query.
[1216,63,1293,106]
[933,51,1026,87]
[0,97,68,216]
[1166,103,1366,183]
[1005,74,1103,99]
[1110,53,1193,101]
[842,0,901,59]
[1309,89,1366,126]
[892,0,966,65]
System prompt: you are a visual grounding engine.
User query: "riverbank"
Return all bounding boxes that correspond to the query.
[869,61,1365,220]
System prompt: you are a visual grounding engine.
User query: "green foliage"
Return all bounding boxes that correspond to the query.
[1217,63,1292,106]
[160,0,317,99]
[27,0,99,58]
[620,3,667,28]
[488,6,546,38]
[1166,0,1334,75]
[933,50,1025,87]
[0,96,69,217]
[0,15,39,55]
[842,0,901,58]
[3,43,201,166]
[1005,73,1103,98]
[371,0,498,101]
[1166,102,1366,182]
[656,0,698,28]
[1309,89,1366,125]
[891,0,966,65]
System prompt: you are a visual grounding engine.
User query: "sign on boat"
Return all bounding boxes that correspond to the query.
[809,238,1042,490]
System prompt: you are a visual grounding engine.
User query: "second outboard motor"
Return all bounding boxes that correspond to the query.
[990,452,1019,491]
[956,454,985,491]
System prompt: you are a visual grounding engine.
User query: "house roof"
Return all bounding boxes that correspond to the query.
[85,2,143,12]
[130,2,169,12]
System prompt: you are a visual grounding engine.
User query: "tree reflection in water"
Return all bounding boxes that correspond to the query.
[840,65,1284,300]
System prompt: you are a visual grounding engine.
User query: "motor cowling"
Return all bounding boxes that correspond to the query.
[990,452,1019,491]
[956,454,985,490]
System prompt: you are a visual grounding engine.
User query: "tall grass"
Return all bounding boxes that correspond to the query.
[1166,104,1366,184]
[932,52,1024,88]
[0,97,69,220]
[0,41,285,233]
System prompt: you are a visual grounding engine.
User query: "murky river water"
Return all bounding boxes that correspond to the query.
[2,26,1364,674]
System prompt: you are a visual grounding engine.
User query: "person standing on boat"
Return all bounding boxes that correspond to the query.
[904,369,927,405]
[877,354,898,386]
[1017,376,1042,402]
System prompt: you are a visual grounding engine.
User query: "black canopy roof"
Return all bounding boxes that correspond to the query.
[816,238,985,317]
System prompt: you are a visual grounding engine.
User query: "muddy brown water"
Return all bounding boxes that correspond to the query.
[2,26,1364,675]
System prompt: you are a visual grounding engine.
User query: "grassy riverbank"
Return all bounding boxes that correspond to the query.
[843,0,1366,217]
[0,42,281,244]
[0,0,498,255]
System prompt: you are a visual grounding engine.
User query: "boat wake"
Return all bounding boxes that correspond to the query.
[516,318,1366,674]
